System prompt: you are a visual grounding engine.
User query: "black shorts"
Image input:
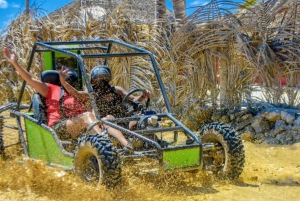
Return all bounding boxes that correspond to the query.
[53,119,72,141]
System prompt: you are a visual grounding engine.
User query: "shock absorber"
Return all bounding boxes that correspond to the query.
[0,118,5,159]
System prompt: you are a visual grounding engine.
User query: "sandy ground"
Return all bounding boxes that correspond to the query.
[0,114,300,201]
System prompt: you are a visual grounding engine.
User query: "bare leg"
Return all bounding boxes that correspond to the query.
[64,112,128,147]
[102,115,128,147]
[65,112,103,138]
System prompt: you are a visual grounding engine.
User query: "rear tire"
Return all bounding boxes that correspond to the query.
[74,134,121,188]
[200,122,245,180]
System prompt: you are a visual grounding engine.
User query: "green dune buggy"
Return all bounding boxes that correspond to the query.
[0,40,245,187]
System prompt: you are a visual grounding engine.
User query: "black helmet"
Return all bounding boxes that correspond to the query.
[90,65,111,83]
[65,68,78,87]
[41,69,78,88]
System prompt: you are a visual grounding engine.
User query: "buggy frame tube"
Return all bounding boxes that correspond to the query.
[104,42,112,65]
[16,116,28,156]
[81,52,149,58]
[167,113,201,144]
[35,46,108,52]
[148,53,172,113]
[0,102,17,113]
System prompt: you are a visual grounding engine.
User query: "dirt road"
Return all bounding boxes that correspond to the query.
[1,138,300,201]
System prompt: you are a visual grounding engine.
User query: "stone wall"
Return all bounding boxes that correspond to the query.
[217,107,300,145]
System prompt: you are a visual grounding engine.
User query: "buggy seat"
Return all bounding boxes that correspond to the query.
[31,70,61,124]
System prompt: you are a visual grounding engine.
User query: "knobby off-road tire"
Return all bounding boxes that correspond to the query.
[74,134,121,188]
[200,122,245,180]
[0,118,5,159]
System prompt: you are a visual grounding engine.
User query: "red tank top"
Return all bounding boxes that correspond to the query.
[45,83,86,127]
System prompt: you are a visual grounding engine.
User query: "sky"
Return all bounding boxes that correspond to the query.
[0,0,208,30]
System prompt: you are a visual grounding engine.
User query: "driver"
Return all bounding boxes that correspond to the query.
[60,65,150,152]
[90,66,150,120]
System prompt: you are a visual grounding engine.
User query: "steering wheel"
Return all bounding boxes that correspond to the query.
[122,88,150,116]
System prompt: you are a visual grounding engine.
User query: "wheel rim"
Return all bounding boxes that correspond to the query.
[203,138,227,175]
[82,156,101,182]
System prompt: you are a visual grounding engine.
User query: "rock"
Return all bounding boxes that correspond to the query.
[285,133,293,142]
[290,131,298,137]
[211,114,220,122]
[235,109,248,119]
[275,120,287,129]
[262,107,300,115]
[276,133,286,144]
[271,126,285,137]
[251,115,270,134]
[230,114,236,121]
[235,110,250,123]
[221,115,230,123]
[241,114,253,121]
[240,132,255,141]
[293,135,300,142]
[262,111,281,122]
[294,116,300,126]
[234,118,253,131]
[281,111,295,124]
[255,133,265,140]
[275,133,284,140]
[244,125,255,132]
[262,137,278,144]
[291,126,300,131]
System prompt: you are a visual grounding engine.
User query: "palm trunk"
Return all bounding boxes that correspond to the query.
[26,0,29,15]
[219,58,230,108]
[156,0,167,21]
[171,0,186,25]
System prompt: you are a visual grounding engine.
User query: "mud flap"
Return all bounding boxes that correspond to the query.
[162,146,201,170]
[25,119,73,168]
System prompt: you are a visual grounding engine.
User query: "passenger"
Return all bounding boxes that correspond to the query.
[3,47,128,145]
[59,65,150,150]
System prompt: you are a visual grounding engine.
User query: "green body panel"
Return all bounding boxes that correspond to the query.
[25,119,73,168]
[163,147,201,170]
[43,52,52,70]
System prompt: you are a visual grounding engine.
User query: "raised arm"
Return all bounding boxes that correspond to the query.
[3,47,48,96]
[58,67,90,102]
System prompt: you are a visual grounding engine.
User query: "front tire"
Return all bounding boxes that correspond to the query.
[200,122,245,180]
[74,134,121,188]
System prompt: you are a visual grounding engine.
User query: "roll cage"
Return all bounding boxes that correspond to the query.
[7,40,202,169]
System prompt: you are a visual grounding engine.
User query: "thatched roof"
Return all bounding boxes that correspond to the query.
[45,0,175,23]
